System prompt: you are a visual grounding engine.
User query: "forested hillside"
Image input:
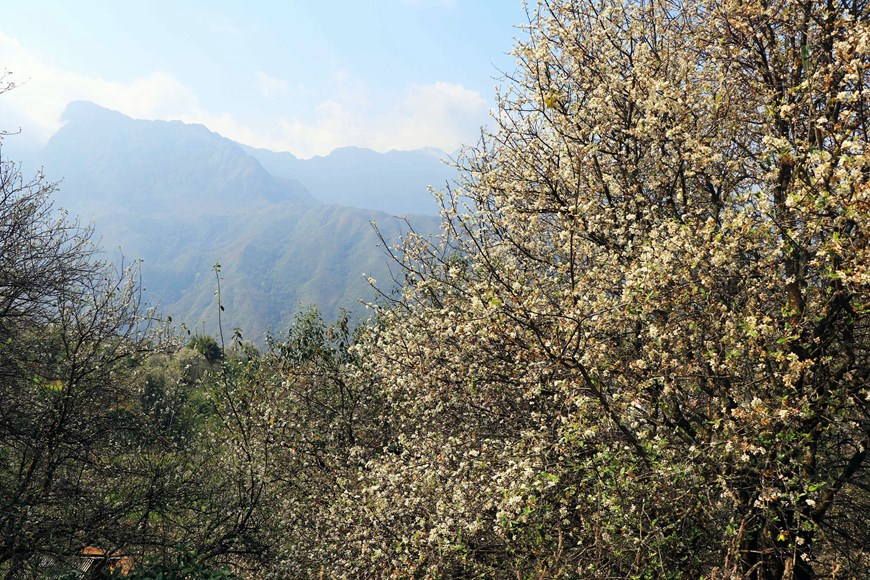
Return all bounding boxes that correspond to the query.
[1,0,868,578]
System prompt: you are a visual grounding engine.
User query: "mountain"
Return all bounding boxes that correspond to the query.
[40,101,315,218]
[28,102,444,341]
[244,144,456,216]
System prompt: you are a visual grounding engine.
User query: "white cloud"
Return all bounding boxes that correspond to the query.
[266,81,488,158]
[0,33,283,154]
[385,82,488,150]
[0,32,198,143]
[0,33,491,159]
[256,71,290,99]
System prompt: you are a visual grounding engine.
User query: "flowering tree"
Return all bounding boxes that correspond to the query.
[329,0,869,577]
[169,308,388,576]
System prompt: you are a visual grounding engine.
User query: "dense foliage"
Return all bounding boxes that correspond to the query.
[2,0,868,577]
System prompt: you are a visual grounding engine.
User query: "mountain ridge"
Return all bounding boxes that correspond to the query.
[241,143,455,216]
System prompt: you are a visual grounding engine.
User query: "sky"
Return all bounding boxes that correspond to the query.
[0,1,526,159]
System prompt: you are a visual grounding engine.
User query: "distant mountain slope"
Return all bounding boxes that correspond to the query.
[105,203,423,340]
[244,144,456,216]
[27,102,443,340]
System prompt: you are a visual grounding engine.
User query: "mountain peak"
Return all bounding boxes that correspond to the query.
[61,100,129,123]
[46,102,452,216]
[43,102,315,213]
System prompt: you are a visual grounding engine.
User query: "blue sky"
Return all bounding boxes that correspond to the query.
[0,1,525,158]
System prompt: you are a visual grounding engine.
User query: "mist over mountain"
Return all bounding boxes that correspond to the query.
[26,102,445,340]
[244,144,456,216]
